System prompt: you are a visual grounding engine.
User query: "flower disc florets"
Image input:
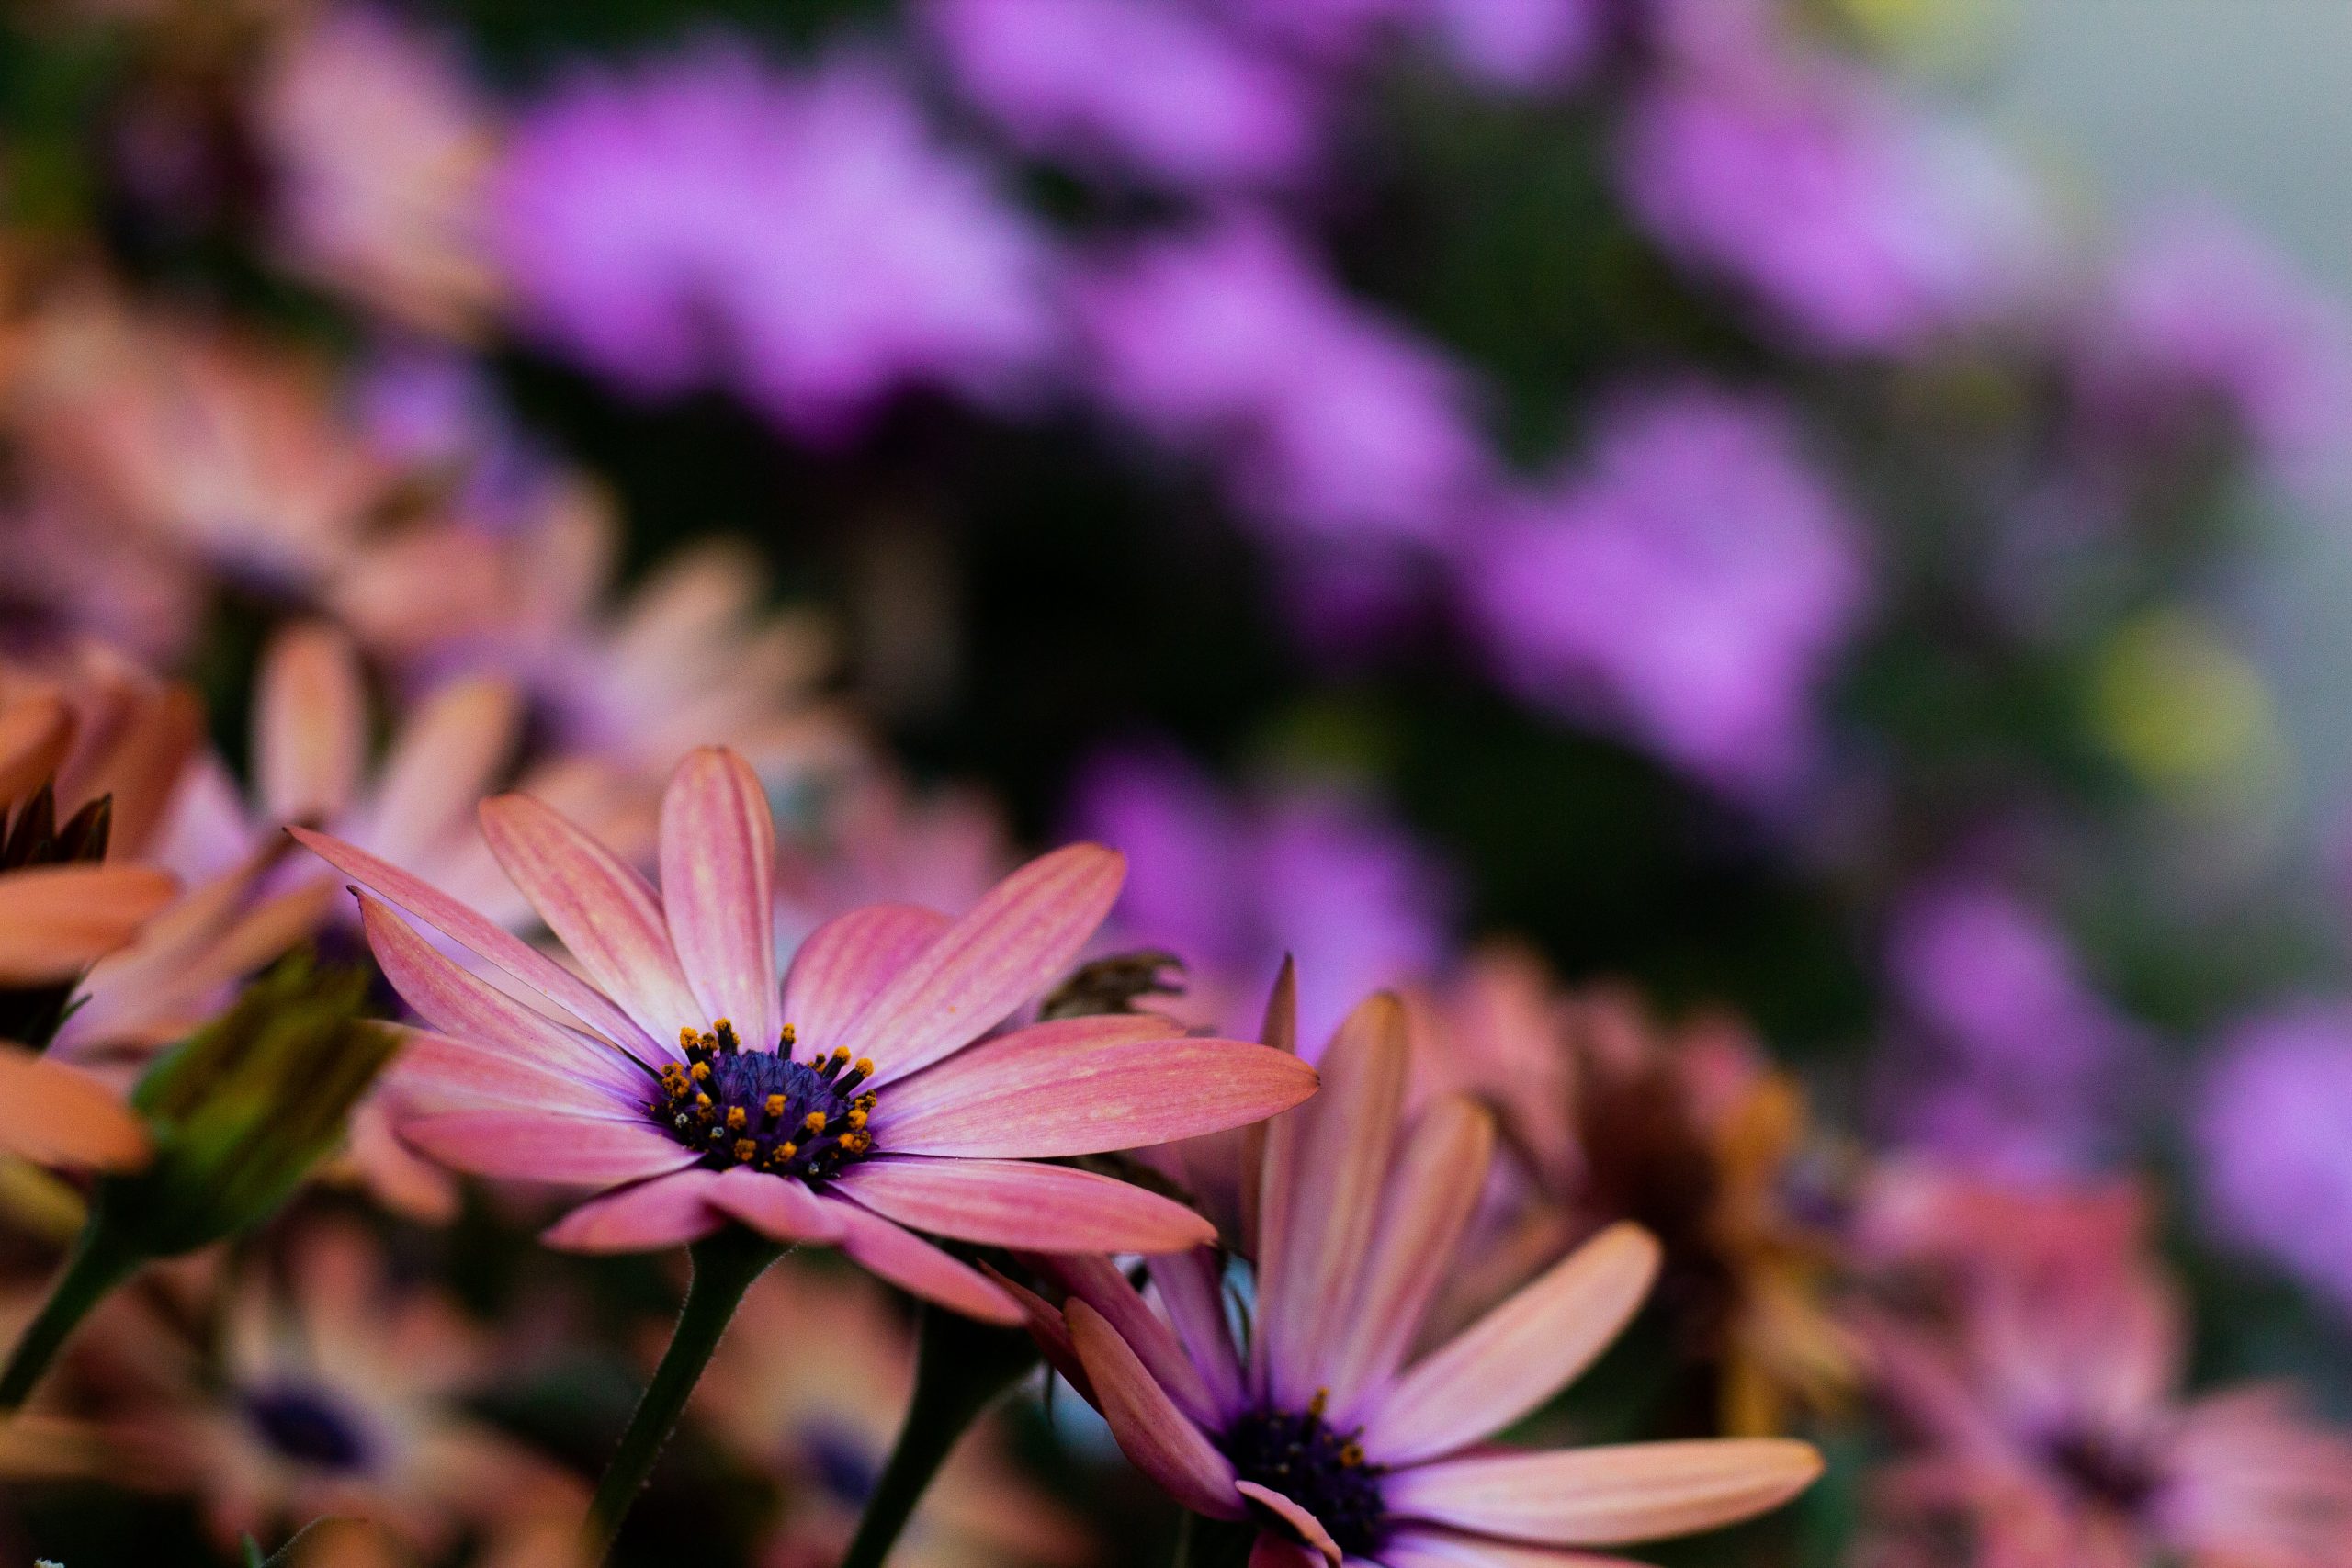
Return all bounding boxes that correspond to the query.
[650,1020,877,1183]
[1222,1391,1388,1555]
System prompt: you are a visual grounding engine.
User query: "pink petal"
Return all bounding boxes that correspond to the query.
[1030,1252,1220,1427]
[659,748,780,1050]
[821,1199,1023,1324]
[543,1169,729,1252]
[254,621,365,826]
[359,676,521,865]
[981,1262,1096,1404]
[1324,1098,1497,1426]
[357,892,650,1100]
[1364,1224,1660,1467]
[782,903,952,1056]
[836,844,1125,1088]
[389,1028,643,1119]
[1382,1439,1823,1545]
[1376,1529,1653,1567]
[1248,1535,1323,1568]
[480,793,703,1043]
[875,1018,1318,1158]
[1066,1299,1244,1520]
[838,1156,1215,1254]
[290,825,660,1058]
[0,695,72,804]
[1236,1483,1341,1566]
[1257,994,1408,1407]
[0,1047,149,1171]
[702,1167,845,1245]
[1152,1246,1248,1420]
[1239,955,1298,1258]
[397,1107,698,1186]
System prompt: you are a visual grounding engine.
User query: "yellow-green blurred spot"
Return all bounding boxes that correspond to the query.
[2088,610,2280,788]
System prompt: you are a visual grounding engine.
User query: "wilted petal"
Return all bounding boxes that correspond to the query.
[543,1169,729,1252]
[659,748,780,1049]
[255,621,367,826]
[398,1106,698,1185]
[1365,1224,1661,1467]
[838,844,1125,1087]
[1383,1439,1823,1545]
[0,1046,148,1170]
[480,793,703,1043]
[875,1017,1318,1157]
[1067,1299,1245,1520]
[823,1198,1023,1323]
[841,1155,1215,1253]
[0,864,179,983]
[783,902,952,1056]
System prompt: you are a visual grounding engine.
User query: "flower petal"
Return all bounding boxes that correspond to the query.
[1237,1483,1341,1566]
[389,1028,643,1119]
[1257,993,1408,1407]
[703,1166,845,1245]
[1030,1252,1220,1427]
[1239,954,1298,1258]
[543,1169,729,1252]
[1066,1299,1245,1520]
[1152,1246,1248,1421]
[254,621,366,826]
[0,696,74,803]
[1383,1439,1822,1545]
[837,845,1125,1087]
[1324,1098,1496,1425]
[659,748,780,1050]
[875,1018,1318,1158]
[838,1156,1215,1254]
[480,792,703,1043]
[1364,1224,1660,1467]
[290,825,660,1058]
[822,1198,1022,1324]
[1248,1535,1324,1568]
[0,1046,148,1170]
[783,902,952,1057]
[1375,1529,1653,1568]
[981,1262,1096,1404]
[397,1107,698,1186]
[358,676,521,865]
[357,892,650,1100]
[0,864,178,983]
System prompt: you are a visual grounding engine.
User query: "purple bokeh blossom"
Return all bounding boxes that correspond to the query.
[1069,745,1455,1046]
[1461,384,1869,798]
[2197,1004,2352,1316]
[493,42,1057,443]
[1078,215,1494,548]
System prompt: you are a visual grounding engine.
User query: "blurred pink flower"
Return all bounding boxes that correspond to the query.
[1463,384,1871,799]
[494,43,1057,442]
[1079,215,1494,548]
[926,0,1322,190]
[2195,1002,2352,1317]
[1017,993,1822,1562]
[296,747,1316,1321]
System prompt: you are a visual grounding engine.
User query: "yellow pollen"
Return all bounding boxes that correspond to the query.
[1307,1389,1329,1418]
[678,1026,698,1049]
[733,1138,758,1163]
[803,1111,828,1134]
[855,1092,877,1111]
[725,1107,747,1132]
[689,1061,711,1082]
[854,1057,874,1077]
[775,1141,798,1161]
[694,1092,711,1110]
[780,1022,797,1046]
[765,1094,786,1118]
[845,1108,867,1130]
[1340,1443,1364,1467]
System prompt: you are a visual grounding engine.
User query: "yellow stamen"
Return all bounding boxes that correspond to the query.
[733,1138,757,1163]
[845,1108,867,1130]
[765,1094,786,1118]
[803,1111,828,1134]
[726,1107,747,1132]
[780,1022,798,1046]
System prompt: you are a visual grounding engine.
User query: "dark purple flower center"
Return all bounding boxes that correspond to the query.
[648,1020,877,1183]
[1221,1392,1387,1555]
[242,1384,375,1472]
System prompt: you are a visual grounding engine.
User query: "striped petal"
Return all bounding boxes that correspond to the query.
[1382,1439,1823,1546]
[0,864,178,983]
[543,1169,729,1252]
[821,1199,1022,1324]
[0,1046,148,1170]
[1258,994,1408,1406]
[836,845,1125,1087]
[290,825,660,1058]
[659,748,780,1050]
[1364,1224,1660,1467]
[875,1018,1318,1158]
[1324,1098,1496,1425]
[1152,1246,1248,1420]
[839,1156,1214,1254]
[783,903,951,1057]
[397,1107,699,1186]
[1031,1252,1219,1427]
[389,1028,647,1120]
[480,793,702,1044]
[1375,1529,1652,1568]
[254,621,366,826]
[1239,955,1298,1257]
[357,892,649,1100]
[1066,1299,1244,1520]
[703,1166,844,1244]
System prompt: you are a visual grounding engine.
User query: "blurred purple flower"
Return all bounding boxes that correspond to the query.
[1618,37,2041,355]
[925,0,1322,190]
[1422,0,1607,93]
[1462,384,1869,798]
[2073,207,2352,501]
[1079,215,1493,547]
[1875,877,2143,1179]
[2197,1003,2352,1314]
[493,42,1057,443]
[1069,745,1454,1045]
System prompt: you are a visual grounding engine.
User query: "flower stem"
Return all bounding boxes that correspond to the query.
[839,1303,1041,1568]
[0,1221,141,1410]
[582,1226,782,1563]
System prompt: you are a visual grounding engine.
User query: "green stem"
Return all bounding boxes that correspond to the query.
[840,1302,1041,1568]
[582,1226,781,1563]
[0,1220,141,1410]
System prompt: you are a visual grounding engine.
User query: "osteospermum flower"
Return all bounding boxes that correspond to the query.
[294,746,1317,1322]
[1014,991,1822,1565]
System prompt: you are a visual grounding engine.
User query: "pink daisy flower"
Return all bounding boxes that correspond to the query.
[1012,990,1823,1565]
[291,745,1317,1324]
